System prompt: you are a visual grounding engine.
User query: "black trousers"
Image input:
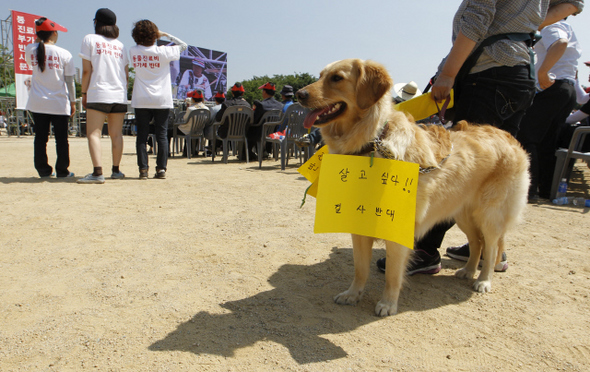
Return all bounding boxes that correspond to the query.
[517,80,577,197]
[135,108,170,171]
[418,65,535,254]
[32,112,70,177]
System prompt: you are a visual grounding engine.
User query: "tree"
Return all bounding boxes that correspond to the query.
[228,73,317,104]
[127,66,135,100]
[0,43,15,89]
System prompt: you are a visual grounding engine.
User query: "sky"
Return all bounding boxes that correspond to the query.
[4,0,590,93]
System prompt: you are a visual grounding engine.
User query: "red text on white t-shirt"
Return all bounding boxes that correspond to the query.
[131,54,161,69]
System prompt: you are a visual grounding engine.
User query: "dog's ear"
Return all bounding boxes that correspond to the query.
[356,60,392,110]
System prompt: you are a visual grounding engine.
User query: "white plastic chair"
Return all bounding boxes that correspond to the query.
[173,109,210,159]
[210,106,253,163]
[549,126,590,199]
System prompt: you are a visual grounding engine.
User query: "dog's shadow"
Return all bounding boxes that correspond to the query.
[0,177,77,184]
[149,247,473,364]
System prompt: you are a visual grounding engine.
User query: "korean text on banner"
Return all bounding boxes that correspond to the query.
[297,145,329,198]
[314,154,419,249]
[12,10,41,109]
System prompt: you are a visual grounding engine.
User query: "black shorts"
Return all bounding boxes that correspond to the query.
[86,102,128,114]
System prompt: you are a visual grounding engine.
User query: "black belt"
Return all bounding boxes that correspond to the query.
[555,79,575,86]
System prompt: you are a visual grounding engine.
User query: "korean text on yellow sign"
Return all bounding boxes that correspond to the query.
[314,154,419,249]
[297,145,329,198]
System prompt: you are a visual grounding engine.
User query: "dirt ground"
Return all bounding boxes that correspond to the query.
[1,134,589,372]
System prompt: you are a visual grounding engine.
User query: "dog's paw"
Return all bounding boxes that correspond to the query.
[473,280,492,293]
[334,290,362,305]
[375,300,398,317]
[455,267,475,279]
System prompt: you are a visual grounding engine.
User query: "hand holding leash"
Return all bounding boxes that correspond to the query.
[431,72,455,103]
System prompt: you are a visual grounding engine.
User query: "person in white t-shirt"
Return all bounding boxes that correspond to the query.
[517,19,582,200]
[78,8,129,184]
[25,17,76,178]
[130,19,187,180]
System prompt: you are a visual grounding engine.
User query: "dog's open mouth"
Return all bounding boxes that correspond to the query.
[303,102,347,129]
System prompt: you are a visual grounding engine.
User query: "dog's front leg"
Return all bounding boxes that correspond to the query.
[334,234,374,306]
[375,241,411,316]
[474,235,499,293]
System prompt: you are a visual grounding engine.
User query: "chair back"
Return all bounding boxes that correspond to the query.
[222,106,253,139]
[167,109,176,125]
[187,109,211,137]
[253,109,281,128]
[283,103,310,140]
[549,126,590,199]
[175,111,187,125]
[259,110,283,138]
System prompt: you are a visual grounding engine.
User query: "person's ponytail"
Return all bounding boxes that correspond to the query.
[35,30,53,73]
[36,39,46,72]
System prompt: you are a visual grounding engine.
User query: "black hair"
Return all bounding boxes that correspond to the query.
[193,97,204,103]
[214,97,225,104]
[95,22,119,38]
[132,20,158,46]
[230,83,244,98]
[263,89,275,96]
[35,28,54,72]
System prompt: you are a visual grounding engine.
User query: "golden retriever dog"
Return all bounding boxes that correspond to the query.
[296,59,529,316]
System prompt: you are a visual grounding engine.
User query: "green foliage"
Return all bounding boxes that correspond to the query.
[75,81,82,97]
[0,44,15,89]
[228,73,317,104]
[127,66,135,100]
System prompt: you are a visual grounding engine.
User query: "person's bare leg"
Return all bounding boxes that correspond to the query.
[86,109,106,168]
[107,113,125,167]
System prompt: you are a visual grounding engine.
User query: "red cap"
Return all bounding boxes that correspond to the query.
[189,90,204,99]
[214,92,225,98]
[258,82,275,91]
[35,17,68,32]
[231,83,245,92]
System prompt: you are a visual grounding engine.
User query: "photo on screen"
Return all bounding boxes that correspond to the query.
[158,41,227,101]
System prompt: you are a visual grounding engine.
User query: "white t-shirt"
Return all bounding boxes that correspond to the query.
[79,34,129,104]
[130,44,181,108]
[25,43,75,116]
[534,20,581,82]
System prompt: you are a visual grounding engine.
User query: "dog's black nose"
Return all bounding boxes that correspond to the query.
[296,89,308,102]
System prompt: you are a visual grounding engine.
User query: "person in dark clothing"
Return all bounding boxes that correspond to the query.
[247,82,283,159]
[215,82,251,139]
[376,0,584,276]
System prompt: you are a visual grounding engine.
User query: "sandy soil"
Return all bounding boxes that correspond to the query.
[1,134,589,372]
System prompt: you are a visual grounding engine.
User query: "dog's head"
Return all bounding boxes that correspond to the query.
[296,59,393,130]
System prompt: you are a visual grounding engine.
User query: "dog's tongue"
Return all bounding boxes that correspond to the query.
[303,107,330,129]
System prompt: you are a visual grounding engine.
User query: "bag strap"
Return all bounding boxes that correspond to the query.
[457,32,539,83]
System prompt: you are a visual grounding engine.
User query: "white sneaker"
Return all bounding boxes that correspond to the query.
[77,173,106,184]
[111,171,125,179]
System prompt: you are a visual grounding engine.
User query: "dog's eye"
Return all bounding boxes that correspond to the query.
[331,75,343,82]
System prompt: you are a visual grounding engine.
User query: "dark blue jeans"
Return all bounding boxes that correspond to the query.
[135,108,170,171]
[418,65,535,254]
[32,112,70,177]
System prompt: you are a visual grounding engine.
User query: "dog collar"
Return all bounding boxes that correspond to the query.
[348,121,390,156]
[352,121,453,174]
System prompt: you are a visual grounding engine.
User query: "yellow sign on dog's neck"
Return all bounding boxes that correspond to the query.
[298,147,419,249]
